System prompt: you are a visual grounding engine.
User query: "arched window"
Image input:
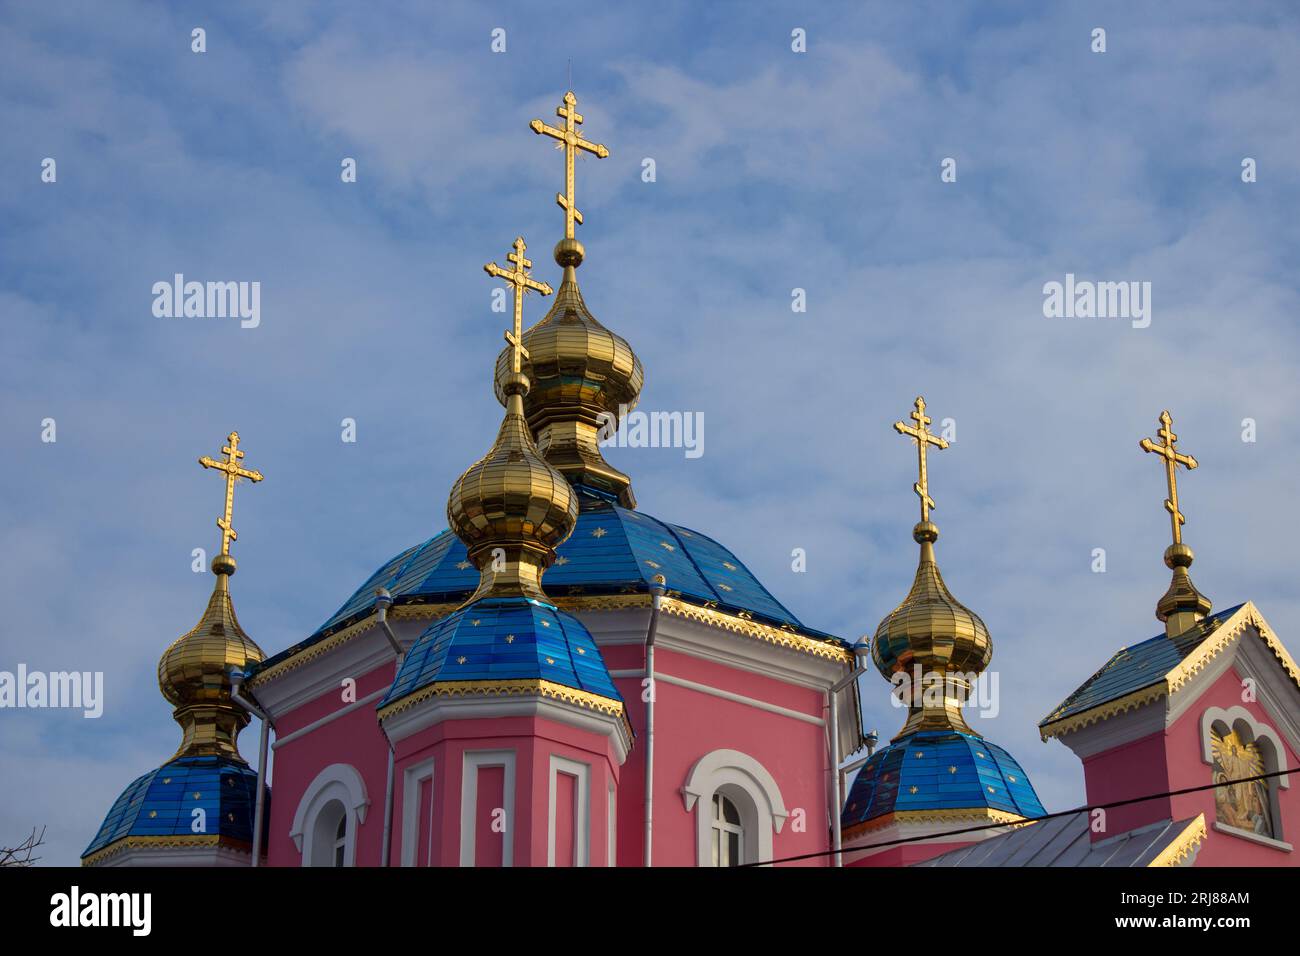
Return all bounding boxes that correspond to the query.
[333,813,348,867]
[290,763,370,868]
[711,793,744,866]
[1200,706,1291,851]
[683,749,789,867]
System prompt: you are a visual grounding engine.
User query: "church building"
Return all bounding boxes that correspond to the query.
[81,92,1299,868]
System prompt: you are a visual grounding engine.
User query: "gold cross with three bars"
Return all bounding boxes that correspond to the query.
[531,91,609,240]
[1140,409,1198,546]
[484,237,553,373]
[198,431,263,556]
[893,396,949,523]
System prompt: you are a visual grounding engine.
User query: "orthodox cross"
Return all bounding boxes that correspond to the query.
[1140,409,1198,546]
[893,396,949,523]
[198,431,263,555]
[530,91,609,240]
[484,236,553,373]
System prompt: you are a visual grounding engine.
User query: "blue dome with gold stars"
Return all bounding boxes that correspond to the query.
[299,487,835,654]
[82,754,265,863]
[379,595,622,713]
[841,731,1045,833]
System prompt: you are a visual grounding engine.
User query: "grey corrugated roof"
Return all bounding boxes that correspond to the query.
[914,814,1202,867]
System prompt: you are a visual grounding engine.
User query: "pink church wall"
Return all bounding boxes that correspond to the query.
[1078,665,1298,865]
[610,645,832,867]
[265,659,398,867]
[1166,668,1298,865]
[390,713,621,866]
[261,627,838,867]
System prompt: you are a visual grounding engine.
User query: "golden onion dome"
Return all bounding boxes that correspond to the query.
[157,553,264,760]
[872,522,992,739]
[493,240,644,508]
[448,373,578,604]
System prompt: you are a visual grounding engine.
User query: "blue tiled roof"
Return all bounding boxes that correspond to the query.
[258,488,837,676]
[83,755,264,859]
[379,595,623,711]
[1039,604,1244,730]
[841,731,1045,830]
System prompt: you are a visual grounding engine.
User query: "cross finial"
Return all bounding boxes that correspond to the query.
[530,91,609,245]
[198,431,264,557]
[484,236,553,374]
[1140,409,1198,546]
[893,396,950,523]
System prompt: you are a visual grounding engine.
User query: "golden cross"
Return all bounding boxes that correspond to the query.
[198,431,264,555]
[484,236,553,373]
[530,91,609,240]
[1140,410,1198,546]
[893,396,949,523]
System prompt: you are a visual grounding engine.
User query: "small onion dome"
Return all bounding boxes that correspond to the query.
[1156,542,1213,635]
[871,521,992,683]
[447,380,578,601]
[156,554,264,761]
[493,255,644,507]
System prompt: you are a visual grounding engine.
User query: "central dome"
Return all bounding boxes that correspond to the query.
[296,488,837,655]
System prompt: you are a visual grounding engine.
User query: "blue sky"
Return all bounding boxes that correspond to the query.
[2,1,1299,865]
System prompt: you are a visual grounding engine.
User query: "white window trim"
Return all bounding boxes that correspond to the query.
[400,758,436,867]
[1201,705,1290,846]
[459,750,515,867]
[607,782,617,867]
[289,763,369,867]
[683,749,788,868]
[547,755,591,867]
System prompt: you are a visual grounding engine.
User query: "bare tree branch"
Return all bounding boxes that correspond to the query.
[0,826,47,867]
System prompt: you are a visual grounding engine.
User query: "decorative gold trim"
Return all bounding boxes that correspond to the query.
[1148,813,1207,867]
[1039,683,1168,741]
[251,591,848,689]
[246,603,456,688]
[376,677,633,740]
[660,597,853,663]
[1040,602,1300,742]
[1167,602,1300,695]
[81,833,249,867]
[843,807,1029,840]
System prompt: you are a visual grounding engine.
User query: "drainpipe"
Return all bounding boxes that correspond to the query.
[643,574,666,867]
[827,642,871,868]
[231,674,273,868]
[375,587,403,868]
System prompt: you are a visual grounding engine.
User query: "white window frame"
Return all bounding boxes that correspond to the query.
[1201,705,1292,851]
[607,782,617,867]
[682,749,788,868]
[459,750,516,867]
[711,792,745,866]
[547,755,591,867]
[289,763,369,868]
[400,758,436,867]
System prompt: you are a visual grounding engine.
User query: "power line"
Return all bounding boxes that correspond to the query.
[744,766,1289,867]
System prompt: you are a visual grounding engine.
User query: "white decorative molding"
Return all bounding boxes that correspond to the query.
[459,750,515,867]
[400,758,436,867]
[682,748,788,867]
[289,763,369,866]
[1212,822,1293,852]
[1200,705,1290,787]
[381,693,630,764]
[656,671,824,727]
[547,755,591,867]
[271,688,387,750]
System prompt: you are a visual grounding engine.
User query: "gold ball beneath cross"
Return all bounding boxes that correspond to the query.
[555,238,584,267]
